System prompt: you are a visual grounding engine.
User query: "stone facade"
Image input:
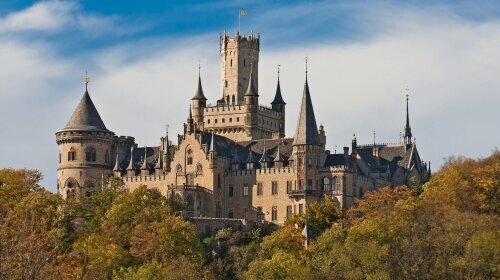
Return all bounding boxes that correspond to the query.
[56,32,431,225]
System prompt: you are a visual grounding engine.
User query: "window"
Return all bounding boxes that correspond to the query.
[229,118,232,123]
[271,206,277,221]
[299,179,304,191]
[230,59,233,67]
[215,119,218,124]
[232,95,235,104]
[323,177,331,191]
[257,207,264,221]
[307,179,313,190]
[222,118,225,123]
[229,184,234,197]
[243,208,249,219]
[59,153,61,163]
[243,59,246,67]
[225,80,228,87]
[308,158,313,167]
[208,119,211,124]
[257,183,263,196]
[105,150,110,163]
[359,187,364,198]
[228,208,234,218]
[86,148,96,162]
[286,206,292,219]
[176,164,183,173]
[236,117,240,122]
[271,181,278,195]
[286,181,292,194]
[187,149,193,165]
[243,184,249,196]
[298,158,303,166]
[332,176,340,192]
[196,163,203,173]
[299,204,304,215]
[68,148,76,161]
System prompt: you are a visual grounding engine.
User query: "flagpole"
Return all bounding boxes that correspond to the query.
[238,9,241,34]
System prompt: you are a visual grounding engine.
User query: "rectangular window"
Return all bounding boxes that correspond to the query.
[272,206,277,221]
[187,157,193,165]
[299,204,304,215]
[257,207,263,220]
[299,179,304,191]
[286,181,292,194]
[271,181,278,195]
[308,158,313,167]
[243,184,249,196]
[228,184,234,197]
[286,205,292,219]
[228,208,234,218]
[307,179,313,190]
[59,153,61,163]
[257,182,263,196]
[243,208,249,219]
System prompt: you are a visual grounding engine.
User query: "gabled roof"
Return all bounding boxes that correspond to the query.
[62,91,110,132]
[292,78,320,146]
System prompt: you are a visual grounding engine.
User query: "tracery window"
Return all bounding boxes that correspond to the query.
[323,177,331,191]
[68,147,76,161]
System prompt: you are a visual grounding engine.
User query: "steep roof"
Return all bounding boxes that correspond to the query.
[271,77,285,105]
[62,91,110,132]
[244,68,258,96]
[292,78,320,146]
[192,74,207,100]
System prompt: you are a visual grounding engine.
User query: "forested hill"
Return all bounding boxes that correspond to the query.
[0,151,498,279]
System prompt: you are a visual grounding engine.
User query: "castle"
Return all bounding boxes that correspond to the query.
[56,31,430,225]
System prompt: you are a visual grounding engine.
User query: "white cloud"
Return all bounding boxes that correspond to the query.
[0,2,499,192]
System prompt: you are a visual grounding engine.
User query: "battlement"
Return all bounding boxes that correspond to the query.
[220,32,260,50]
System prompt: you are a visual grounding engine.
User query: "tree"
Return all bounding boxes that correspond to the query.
[0,168,42,218]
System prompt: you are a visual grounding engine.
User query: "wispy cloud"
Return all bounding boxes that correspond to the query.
[0,1,499,192]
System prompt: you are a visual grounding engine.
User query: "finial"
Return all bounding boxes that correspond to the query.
[84,71,91,92]
[198,60,201,76]
[305,57,308,79]
[405,86,410,99]
[373,130,376,145]
[165,124,169,137]
[277,64,281,78]
[334,145,337,153]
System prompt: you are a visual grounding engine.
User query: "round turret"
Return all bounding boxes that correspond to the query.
[55,89,115,199]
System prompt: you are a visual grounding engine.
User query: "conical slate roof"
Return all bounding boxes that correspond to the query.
[244,68,258,96]
[62,91,110,132]
[271,77,285,105]
[292,78,320,146]
[192,74,207,100]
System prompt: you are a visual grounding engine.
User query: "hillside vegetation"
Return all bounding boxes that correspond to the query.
[0,151,498,279]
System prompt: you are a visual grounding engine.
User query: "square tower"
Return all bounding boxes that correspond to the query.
[220,32,260,105]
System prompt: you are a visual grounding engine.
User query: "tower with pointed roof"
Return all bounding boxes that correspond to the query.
[192,68,207,127]
[55,77,115,200]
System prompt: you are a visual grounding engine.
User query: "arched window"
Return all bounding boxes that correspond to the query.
[226,95,230,104]
[68,147,76,161]
[232,95,235,104]
[332,176,340,192]
[86,147,96,162]
[186,149,193,165]
[323,177,331,191]
[176,164,183,173]
[230,59,233,67]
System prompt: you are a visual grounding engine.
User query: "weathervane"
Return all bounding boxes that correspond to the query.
[305,57,308,77]
[405,86,410,99]
[84,71,91,91]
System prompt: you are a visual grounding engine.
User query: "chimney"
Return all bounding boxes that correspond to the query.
[343,147,349,156]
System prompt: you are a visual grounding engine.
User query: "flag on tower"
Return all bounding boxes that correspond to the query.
[240,9,248,16]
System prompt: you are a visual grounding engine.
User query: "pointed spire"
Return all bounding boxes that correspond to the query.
[259,140,270,162]
[192,64,207,100]
[62,80,110,132]
[189,104,193,120]
[292,67,320,146]
[273,140,283,162]
[404,88,413,145]
[113,154,121,171]
[246,148,256,163]
[209,130,216,152]
[154,151,162,169]
[271,65,285,105]
[164,124,170,155]
[141,147,148,170]
[245,63,258,96]
[127,146,134,170]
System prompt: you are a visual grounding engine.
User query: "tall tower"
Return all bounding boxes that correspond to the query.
[55,77,114,199]
[292,73,321,192]
[220,32,260,105]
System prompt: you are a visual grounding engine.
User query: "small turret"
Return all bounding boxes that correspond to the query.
[273,140,284,168]
[154,152,162,176]
[259,140,270,168]
[246,149,256,170]
[271,67,286,112]
[113,154,121,177]
[209,131,217,169]
[231,150,241,171]
[127,146,136,177]
[141,147,149,176]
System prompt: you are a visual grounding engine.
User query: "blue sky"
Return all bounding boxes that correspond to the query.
[0,0,499,191]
